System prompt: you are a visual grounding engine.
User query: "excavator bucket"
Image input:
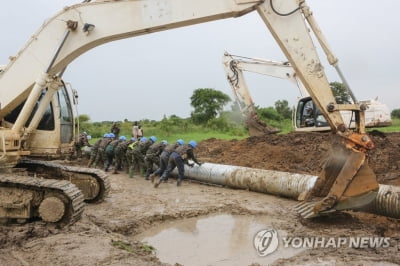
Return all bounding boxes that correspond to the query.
[295,145,379,218]
[245,114,280,136]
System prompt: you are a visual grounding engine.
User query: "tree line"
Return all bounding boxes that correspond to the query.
[78,82,398,138]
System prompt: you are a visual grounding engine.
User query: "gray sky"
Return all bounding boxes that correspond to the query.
[1,0,399,122]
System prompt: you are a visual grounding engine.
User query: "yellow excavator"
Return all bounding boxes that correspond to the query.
[222,53,392,135]
[0,0,378,224]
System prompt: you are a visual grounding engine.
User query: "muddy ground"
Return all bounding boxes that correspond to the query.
[0,131,400,265]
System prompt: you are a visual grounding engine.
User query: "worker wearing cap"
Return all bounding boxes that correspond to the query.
[113,136,131,174]
[154,140,202,187]
[150,139,184,183]
[144,140,168,180]
[104,135,125,172]
[94,133,114,169]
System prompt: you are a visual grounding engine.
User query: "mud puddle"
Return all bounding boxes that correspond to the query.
[136,214,304,266]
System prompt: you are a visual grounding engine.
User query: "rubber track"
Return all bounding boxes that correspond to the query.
[18,159,111,203]
[0,174,85,225]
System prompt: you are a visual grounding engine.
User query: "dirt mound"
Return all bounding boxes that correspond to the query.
[197,131,400,185]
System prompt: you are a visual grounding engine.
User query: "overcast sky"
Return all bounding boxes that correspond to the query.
[1,0,399,122]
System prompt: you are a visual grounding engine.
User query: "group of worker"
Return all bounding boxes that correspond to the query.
[79,132,202,187]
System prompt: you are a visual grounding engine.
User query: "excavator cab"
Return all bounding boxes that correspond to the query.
[3,81,76,158]
[294,97,329,130]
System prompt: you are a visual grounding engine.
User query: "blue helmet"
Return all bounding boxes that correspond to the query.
[130,137,136,141]
[161,140,168,145]
[149,136,157,143]
[119,136,126,141]
[109,133,115,138]
[188,140,197,148]
[103,133,108,138]
[140,137,148,142]
[176,139,185,145]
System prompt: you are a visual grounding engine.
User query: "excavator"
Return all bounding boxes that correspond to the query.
[0,0,379,224]
[222,53,392,135]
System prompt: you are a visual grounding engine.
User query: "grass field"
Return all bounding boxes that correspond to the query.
[90,129,248,145]
[367,118,400,133]
[89,118,399,145]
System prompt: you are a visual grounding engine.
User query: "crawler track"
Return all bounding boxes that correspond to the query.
[0,174,84,226]
[16,159,111,203]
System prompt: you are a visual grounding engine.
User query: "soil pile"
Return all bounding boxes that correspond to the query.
[197,131,400,186]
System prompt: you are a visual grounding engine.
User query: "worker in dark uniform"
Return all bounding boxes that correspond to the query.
[154,140,202,187]
[113,136,131,174]
[131,136,156,177]
[126,137,139,177]
[94,133,114,168]
[87,135,103,167]
[110,122,120,139]
[104,135,125,172]
[144,140,168,180]
[150,139,184,183]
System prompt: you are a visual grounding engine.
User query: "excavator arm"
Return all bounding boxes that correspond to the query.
[0,0,379,218]
[223,52,305,136]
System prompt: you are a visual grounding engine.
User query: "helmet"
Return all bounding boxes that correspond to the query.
[83,132,87,135]
[87,135,92,140]
[176,139,185,145]
[103,133,108,138]
[188,140,197,148]
[130,137,136,141]
[119,136,126,141]
[109,133,115,138]
[161,140,168,145]
[140,137,148,142]
[149,136,157,143]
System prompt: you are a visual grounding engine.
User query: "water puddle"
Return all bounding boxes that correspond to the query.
[136,214,304,266]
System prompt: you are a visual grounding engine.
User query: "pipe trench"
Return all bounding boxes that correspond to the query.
[175,162,400,219]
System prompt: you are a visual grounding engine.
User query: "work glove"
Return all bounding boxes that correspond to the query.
[188,163,195,168]
[197,162,202,166]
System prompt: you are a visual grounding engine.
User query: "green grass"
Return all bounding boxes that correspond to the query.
[160,131,247,143]
[89,130,248,145]
[367,118,400,133]
[88,117,399,145]
[111,240,137,254]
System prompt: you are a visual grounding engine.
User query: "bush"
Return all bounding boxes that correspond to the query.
[391,109,400,119]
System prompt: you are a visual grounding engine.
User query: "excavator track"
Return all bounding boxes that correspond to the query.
[16,159,110,203]
[0,174,84,226]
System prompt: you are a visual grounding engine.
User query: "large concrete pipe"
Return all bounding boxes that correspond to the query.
[177,162,400,219]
